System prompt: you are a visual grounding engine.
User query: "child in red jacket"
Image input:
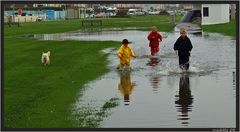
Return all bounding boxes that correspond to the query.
[147,26,163,56]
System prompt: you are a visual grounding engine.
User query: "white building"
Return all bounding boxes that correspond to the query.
[193,4,230,25]
[124,4,166,12]
[201,4,230,25]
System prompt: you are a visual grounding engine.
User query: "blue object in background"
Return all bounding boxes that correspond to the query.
[43,10,55,20]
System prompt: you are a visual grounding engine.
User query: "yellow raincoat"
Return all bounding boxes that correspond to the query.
[117,45,135,68]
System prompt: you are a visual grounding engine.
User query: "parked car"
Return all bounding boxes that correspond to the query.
[148,11,160,15]
[86,13,95,18]
[135,11,145,16]
[37,14,47,21]
[167,10,175,14]
[106,12,116,17]
[95,13,105,18]
[37,17,43,21]
[178,10,187,15]
[127,9,137,16]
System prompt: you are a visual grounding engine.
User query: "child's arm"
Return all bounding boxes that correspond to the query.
[158,33,163,42]
[130,48,136,58]
[187,38,193,56]
[188,38,193,52]
[173,38,180,55]
[174,38,180,50]
[147,32,153,41]
[117,48,123,58]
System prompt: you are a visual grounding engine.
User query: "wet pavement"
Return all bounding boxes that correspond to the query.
[174,23,202,33]
[33,29,236,128]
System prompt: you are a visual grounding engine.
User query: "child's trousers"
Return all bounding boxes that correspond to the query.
[150,46,160,56]
[117,59,131,69]
[179,54,189,70]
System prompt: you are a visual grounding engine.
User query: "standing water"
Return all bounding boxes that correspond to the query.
[34,29,236,128]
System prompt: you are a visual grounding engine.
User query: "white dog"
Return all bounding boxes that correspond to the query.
[41,51,51,65]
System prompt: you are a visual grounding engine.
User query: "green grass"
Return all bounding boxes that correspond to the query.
[72,97,120,128]
[200,20,236,38]
[4,15,182,36]
[4,37,119,128]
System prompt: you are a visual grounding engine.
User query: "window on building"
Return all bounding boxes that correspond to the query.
[203,7,209,17]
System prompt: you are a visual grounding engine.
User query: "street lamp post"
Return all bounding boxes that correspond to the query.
[24,4,28,16]
[65,4,67,20]
[11,4,15,22]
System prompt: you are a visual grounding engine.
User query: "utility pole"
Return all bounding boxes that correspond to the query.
[230,4,235,20]
[11,4,15,22]
[65,4,67,20]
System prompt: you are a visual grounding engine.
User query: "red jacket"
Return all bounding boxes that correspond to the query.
[147,31,163,48]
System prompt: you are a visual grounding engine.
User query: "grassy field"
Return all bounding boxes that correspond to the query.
[200,20,236,38]
[4,15,182,36]
[3,15,180,128]
[4,37,120,128]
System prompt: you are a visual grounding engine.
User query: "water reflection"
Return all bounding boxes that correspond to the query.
[80,28,103,33]
[150,75,160,93]
[146,57,160,66]
[146,57,161,93]
[232,71,236,97]
[118,71,135,106]
[175,74,193,126]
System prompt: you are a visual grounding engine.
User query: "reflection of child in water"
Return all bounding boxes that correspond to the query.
[147,57,160,66]
[150,76,160,92]
[175,74,193,125]
[118,72,135,105]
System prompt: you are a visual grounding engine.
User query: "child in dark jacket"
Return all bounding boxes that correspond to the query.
[174,28,193,70]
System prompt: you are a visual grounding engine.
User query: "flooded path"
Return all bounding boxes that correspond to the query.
[34,29,236,128]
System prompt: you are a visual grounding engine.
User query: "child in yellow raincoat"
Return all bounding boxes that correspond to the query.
[117,39,136,70]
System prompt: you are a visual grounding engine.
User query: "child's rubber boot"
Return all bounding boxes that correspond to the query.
[117,64,122,70]
[125,65,132,71]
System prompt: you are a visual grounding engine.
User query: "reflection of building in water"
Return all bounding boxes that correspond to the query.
[150,75,160,93]
[175,74,193,126]
[118,71,135,106]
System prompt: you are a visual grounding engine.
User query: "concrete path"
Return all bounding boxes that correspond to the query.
[174,23,202,33]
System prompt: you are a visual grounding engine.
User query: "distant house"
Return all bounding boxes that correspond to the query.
[184,4,193,11]
[4,4,34,9]
[192,4,230,25]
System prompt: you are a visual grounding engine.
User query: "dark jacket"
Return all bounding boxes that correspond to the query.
[174,36,193,56]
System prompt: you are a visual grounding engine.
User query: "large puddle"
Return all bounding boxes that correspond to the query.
[34,29,236,128]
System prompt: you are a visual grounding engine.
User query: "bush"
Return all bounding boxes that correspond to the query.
[116,9,128,16]
[159,10,169,15]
